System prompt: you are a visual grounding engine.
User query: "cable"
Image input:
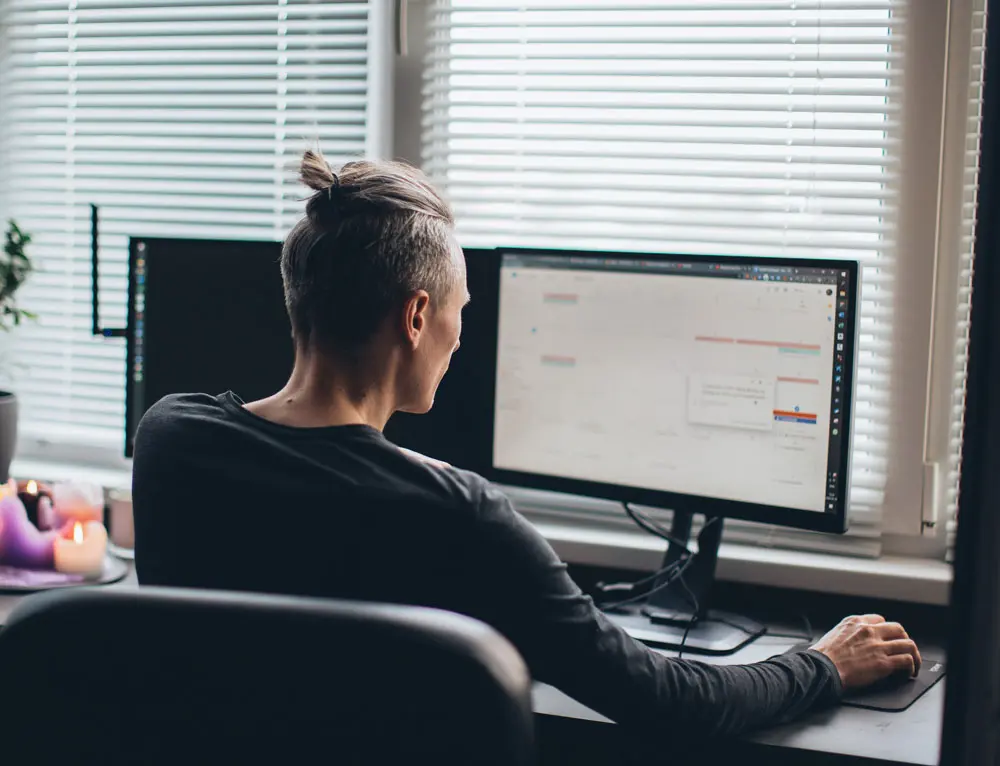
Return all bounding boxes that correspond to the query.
[676,571,700,660]
[596,502,696,608]
[596,558,681,595]
[604,514,721,612]
[600,554,693,611]
[673,518,723,659]
[623,502,692,550]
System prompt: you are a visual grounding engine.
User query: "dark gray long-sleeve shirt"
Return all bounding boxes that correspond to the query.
[133,392,843,738]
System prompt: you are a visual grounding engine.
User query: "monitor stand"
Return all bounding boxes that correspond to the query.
[609,511,766,656]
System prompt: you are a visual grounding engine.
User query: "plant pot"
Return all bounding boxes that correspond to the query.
[0,391,18,481]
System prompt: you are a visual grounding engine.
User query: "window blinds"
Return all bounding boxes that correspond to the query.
[424,0,905,556]
[947,0,989,562]
[0,0,373,451]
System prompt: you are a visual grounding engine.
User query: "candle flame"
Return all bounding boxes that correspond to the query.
[73,522,84,544]
[26,480,38,496]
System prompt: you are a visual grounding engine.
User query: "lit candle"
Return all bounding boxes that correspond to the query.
[52,482,104,526]
[0,494,58,570]
[16,479,54,529]
[52,521,107,577]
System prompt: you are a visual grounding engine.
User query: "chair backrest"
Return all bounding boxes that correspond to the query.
[0,586,535,766]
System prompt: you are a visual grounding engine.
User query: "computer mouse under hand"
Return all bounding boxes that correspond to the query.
[857,669,917,695]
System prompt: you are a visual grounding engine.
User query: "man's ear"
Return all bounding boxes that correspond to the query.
[402,290,432,348]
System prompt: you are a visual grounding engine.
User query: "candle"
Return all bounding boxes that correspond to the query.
[52,482,104,526]
[16,479,54,529]
[0,494,58,570]
[53,521,107,576]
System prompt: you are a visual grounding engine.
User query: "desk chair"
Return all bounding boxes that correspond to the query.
[0,586,535,766]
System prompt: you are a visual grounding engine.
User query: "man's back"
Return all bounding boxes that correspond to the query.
[133,391,843,738]
[134,392,495,611]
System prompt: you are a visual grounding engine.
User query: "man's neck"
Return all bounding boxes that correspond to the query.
[245,348,398,431]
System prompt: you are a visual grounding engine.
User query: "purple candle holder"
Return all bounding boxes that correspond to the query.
[0,494,57,570]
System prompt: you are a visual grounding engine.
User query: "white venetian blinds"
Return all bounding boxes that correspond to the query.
[424,0,903,556]
[947,0,989,561]
[0,0,373,450]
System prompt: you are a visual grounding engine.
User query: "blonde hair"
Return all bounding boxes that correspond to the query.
[281,148,457,349]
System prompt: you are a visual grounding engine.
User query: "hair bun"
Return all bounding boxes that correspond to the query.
[299,148,335,192]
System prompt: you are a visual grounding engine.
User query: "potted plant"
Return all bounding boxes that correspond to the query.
[0,220,36,480]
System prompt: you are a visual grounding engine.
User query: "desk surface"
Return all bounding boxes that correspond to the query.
[532,633,942,766]
[0,572,942,766]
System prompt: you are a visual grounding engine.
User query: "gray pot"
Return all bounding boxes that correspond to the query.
[0,392,18,481]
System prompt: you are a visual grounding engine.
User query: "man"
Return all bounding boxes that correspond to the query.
[133,149,921,736]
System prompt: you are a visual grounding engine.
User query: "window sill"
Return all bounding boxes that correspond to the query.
[534,519,953,606]
[10,457,132,492]
[12,457,952,606]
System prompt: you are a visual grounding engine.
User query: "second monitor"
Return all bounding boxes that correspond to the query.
[488,248,856,534]
[482,248,859,653]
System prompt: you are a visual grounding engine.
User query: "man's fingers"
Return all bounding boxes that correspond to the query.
[857,614,886,625]
[887,652,917,677]
[882,637,922,674]
[875,621,908,640]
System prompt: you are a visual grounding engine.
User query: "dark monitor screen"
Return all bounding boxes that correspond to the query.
[484,248,858,534]
[124,237,494,465]
[125,237,293,456]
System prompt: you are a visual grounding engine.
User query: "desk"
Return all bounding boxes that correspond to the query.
[0,573,942,766]
[532,632,943,766]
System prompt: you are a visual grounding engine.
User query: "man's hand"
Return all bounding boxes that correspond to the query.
[811,614,922,690]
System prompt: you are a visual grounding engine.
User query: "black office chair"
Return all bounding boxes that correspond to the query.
[0,586,535,765]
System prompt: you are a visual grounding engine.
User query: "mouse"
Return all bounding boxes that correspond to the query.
[853,669,917,696]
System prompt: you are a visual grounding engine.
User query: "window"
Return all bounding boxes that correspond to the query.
[422,1,975,558]
[0,0,384,456]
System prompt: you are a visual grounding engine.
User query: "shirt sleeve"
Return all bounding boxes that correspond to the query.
[472,482,843,737]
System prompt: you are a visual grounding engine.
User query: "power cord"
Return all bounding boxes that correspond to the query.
[622,502,693,550]
[596,502,697,605]
[597,558,682,596]
[676,571,700,659]
[606,507,727,659]
[599,554,692,611]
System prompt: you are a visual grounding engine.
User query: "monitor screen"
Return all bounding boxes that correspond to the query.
[125,237,293,456]
[489,249,857,533]
[124,237,496,465]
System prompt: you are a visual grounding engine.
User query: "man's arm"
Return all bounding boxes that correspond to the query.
[472,483,917,737]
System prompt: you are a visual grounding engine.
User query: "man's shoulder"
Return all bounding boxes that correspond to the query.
[135,393,228,449]
[144,392,224,418]
[387,447,521,520]
[390,448,491,509]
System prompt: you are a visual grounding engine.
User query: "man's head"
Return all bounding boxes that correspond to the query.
[281,149,468,413]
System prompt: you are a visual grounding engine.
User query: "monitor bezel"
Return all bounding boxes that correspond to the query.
[484,246,859,535]
[124,236,143,458]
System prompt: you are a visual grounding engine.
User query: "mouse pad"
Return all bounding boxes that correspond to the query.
[842,659,946,712]
[784,645,945,712]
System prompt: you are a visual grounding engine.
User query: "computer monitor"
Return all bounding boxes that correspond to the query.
[125,237,293,456]
[482,247,859,653]
[124,236,496,465]
[489,248,856,533]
